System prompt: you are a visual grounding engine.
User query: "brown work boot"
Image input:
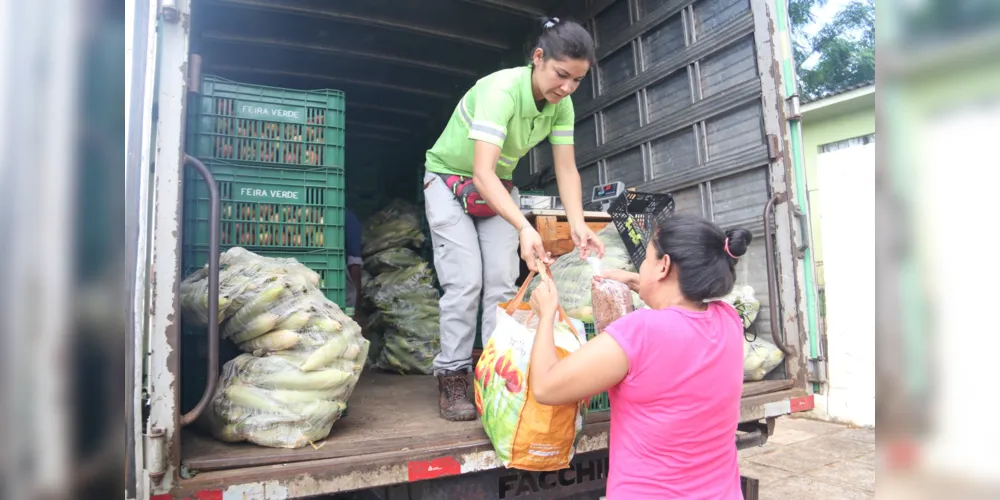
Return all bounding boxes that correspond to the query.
[437,370,477,421]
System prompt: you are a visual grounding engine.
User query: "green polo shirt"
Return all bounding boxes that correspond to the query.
[425,66,575,181]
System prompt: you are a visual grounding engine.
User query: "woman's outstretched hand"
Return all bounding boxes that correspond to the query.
[520,225,553,272]
[593,269,641,293]
[570,222,605,260]
[529,271,560,318]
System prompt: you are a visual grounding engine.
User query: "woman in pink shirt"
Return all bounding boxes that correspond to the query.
[528,214,751,499]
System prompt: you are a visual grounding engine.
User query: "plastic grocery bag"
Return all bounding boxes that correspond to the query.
[743,337,784,381]
[588,257,635,334]
[474,270,588,471]
[714,284,761,331]
[524,226,644,323]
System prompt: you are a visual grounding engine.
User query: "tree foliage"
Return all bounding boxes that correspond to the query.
[789,0,875,101]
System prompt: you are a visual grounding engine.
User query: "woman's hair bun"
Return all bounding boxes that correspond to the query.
[724,228,752,258]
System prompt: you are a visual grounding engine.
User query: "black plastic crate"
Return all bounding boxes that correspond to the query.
[607,191,675,270]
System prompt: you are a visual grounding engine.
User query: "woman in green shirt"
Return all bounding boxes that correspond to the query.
[422,17,605,421]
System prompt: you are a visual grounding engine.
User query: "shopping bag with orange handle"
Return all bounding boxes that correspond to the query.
[473,262,589,471]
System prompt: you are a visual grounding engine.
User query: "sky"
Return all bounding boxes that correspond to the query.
[803,0,855,37]
[799,0,858,69]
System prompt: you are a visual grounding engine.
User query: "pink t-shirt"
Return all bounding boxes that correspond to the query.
[603,301,745,499]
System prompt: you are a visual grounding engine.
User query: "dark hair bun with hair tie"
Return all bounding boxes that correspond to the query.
[723,228,752,258]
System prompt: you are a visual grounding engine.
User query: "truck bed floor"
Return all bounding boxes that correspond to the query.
[181,372,790,472]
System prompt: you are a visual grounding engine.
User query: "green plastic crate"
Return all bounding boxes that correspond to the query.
[183,160,345,253]
[189,75,345,168]
[182,246,347,308]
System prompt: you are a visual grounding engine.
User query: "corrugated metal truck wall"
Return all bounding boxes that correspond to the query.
[528,0,781,354]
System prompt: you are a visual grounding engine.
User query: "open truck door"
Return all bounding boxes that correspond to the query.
[127,0,164,498]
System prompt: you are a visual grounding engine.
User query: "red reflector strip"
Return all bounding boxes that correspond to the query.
[408,456,462,482]
[790,395,815,413]
[194,491,223,500]
[151,495,172,500]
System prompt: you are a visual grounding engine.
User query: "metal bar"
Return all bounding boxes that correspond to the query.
[209,0,509,51]
[734,429,766,450]
[763,194,793,357]
[202,32,478,77]
[458,0,544,18]
[750,0,808,392]
[179,155,221,427]
[148,0,192,493]
[212,65,454,99]
[127,0,158,494]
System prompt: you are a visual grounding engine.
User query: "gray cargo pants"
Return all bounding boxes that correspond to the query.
[422,170,520,376]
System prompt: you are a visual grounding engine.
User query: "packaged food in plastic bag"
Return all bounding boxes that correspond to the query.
[474,271,588,471]
[524,226,642,323]
[590,258,635,334]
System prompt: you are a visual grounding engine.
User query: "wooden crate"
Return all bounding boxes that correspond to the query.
[527,209,612,258]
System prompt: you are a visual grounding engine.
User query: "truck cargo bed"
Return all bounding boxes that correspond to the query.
[181,372,796,474]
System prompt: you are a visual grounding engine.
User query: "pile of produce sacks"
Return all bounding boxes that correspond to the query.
[180,247,369,448]
[523,225,645,324]
[360,200,441,374]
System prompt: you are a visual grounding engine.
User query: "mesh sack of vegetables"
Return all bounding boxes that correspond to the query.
[179,247,321,326]
[363,247,424,275]
[182,248,370,448]
[207,344,368,449]
[363,262,441,374]
[364,199,420,229]
[361,201,425,257]
[205,293,369,448]
[523,226,644,323]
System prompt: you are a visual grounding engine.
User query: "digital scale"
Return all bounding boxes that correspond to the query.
[591,181,626,211]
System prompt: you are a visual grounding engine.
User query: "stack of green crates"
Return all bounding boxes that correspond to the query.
[182,75,348,306]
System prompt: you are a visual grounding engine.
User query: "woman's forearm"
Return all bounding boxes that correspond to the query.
[528,311,559,396]
[552,145,586,227]
[554,166,585,227]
